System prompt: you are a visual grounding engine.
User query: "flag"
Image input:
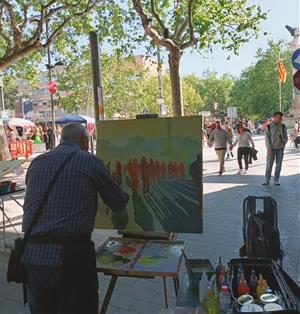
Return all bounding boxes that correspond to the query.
[278,60,287,83]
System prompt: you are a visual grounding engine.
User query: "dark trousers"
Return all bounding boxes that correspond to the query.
[237,147,250,170]
[25,242,98,314]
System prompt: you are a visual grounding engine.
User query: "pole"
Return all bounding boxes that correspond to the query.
[279,80,282,112]
[89,31,104,124]
[46,18,56,146]
[0,73,5,111]
[157,46,163,99]
[278,51,282,112]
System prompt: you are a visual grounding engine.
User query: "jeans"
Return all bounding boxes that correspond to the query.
[237,147,250,170]
[265,149,284,182]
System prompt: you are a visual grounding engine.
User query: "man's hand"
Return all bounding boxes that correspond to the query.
[268,149,273,155]
[111,208,128,229]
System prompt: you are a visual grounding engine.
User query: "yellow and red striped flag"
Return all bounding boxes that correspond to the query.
[278,60,287,83]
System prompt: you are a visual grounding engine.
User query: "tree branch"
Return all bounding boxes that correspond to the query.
[0,0,97,70]
[20,3,30,31]
[42,17,72,48]
[132,0,178,51]
[0,6,11,47]
[179,0,197,50]
[188,0,195,42]
[174,18,189,41]
[2,0,22,49]
[150,0,165,33]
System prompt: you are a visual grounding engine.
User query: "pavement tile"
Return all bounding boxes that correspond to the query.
[130,299,163,314]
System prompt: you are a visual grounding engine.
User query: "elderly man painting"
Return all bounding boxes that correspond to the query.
[22,123,129,314]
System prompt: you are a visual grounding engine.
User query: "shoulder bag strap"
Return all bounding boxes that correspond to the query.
[24,149,79,240]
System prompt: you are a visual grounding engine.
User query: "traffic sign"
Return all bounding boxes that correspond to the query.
[292,49,300,70]
[227,107,237,118]
[48,81,58,94]
[293,70,300,91]
[1,111,8,121]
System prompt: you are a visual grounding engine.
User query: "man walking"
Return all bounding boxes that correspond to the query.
[22,123,129,314]
[209,121,232,175]
[263,111,288,186]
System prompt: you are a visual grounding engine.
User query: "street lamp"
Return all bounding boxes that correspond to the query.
[45,20,64,146]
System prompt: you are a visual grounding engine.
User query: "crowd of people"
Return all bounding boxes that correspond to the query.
[5,124,63,151]
[205,111,289,186]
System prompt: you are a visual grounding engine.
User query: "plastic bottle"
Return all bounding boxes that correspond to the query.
[205,286,219,314]
[199,271,209,304]
[237,273,250,296]
[218,268,225,289]
[219,285,231,314]
[249,270,258,293]
[216,257,224,281]
[256,274,265,298]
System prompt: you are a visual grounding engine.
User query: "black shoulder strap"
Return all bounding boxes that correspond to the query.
[24,149,78,240]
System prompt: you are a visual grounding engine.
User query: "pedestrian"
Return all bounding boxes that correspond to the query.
[209,121,232,175]
[263,111,288,186]
[232,125,255,175]
[22,123,129,314]
[224,122,234,159]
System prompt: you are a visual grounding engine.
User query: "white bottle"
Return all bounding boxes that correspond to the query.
[199,270,209,304]
[219,285,231,314]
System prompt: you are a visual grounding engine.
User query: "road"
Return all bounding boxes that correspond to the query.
[0,135,299,314]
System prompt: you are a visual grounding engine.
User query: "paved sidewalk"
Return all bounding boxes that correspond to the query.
[0,136,299,314]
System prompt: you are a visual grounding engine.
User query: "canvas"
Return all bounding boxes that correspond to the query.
[95,116,203,234]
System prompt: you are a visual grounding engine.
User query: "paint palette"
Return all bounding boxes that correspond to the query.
[96,238,144,270]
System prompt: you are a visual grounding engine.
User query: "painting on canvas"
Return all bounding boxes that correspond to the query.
[95,116,203,234]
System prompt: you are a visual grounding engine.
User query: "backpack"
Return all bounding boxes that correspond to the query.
[240,196,284,265]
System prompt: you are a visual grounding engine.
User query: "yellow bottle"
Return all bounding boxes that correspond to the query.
[256,274,264,298]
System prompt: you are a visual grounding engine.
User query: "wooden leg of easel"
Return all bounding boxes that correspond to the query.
[162,277,168,308]
[173,277,179,297]
[100,275,118,314]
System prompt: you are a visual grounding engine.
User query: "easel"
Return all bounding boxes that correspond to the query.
[97,234,184,314]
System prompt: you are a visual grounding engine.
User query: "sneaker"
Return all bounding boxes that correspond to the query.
[262,180,270,186]
[226,155,230,160]
[237,170,243,175]
[243,170,247,175]
[231,152,234,158]
[274,181,280,186]
[219,170,223,176]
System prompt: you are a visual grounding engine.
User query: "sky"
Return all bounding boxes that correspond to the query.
[178,0,300,77]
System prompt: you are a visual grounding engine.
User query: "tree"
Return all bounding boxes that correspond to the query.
[57,53,203,117]
[131,0,267,116]
[194,71,235,112]
[230,41,293,119]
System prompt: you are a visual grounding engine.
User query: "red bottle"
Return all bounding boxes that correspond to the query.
[237,274,250,296]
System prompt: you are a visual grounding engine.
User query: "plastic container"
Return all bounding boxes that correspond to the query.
[199,270,209,304]
[0,181,12,195]
[219,285,231,313]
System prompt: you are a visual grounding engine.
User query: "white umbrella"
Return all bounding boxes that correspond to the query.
[8,117,35,127]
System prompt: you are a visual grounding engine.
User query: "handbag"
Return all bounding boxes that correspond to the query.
[7,149,78,283]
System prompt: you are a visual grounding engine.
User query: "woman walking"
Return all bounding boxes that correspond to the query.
[232,125,255,174]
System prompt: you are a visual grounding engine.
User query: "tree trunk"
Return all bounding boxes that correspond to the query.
[168,49,183,116]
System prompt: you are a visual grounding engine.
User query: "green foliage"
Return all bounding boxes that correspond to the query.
[230,41,293,119]
[3,74,18,110]
[57,53,204,117]
[182,72,234,112]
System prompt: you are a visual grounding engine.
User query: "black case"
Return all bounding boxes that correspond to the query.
[228,258,299,314]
